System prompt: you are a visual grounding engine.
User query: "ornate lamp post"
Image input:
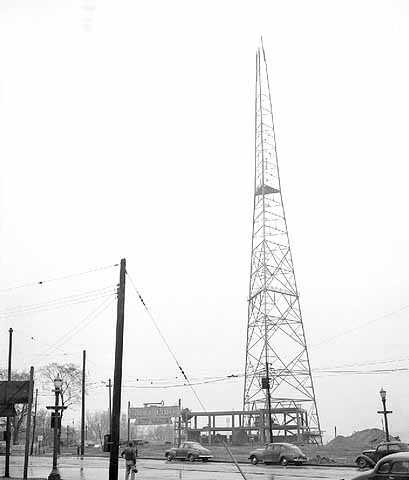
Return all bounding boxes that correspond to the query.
[378,388,392,442]
[47,375,64,480]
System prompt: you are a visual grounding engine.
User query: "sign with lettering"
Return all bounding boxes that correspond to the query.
[128,405,180,420]
[132,416,171,425]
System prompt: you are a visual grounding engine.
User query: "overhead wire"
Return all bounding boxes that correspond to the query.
[311,302,409,349]
[0,286,116,319]
[126,271,207,411]
[126,269,246,478]
[35,296,115,360]
[0,263,118,294]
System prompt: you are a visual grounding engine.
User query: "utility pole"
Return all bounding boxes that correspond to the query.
[23,366,34,479]
[30,388,39,455]
[107,378,112,430]
[178,399,182,447]
[265,362,273,443]
[109,258,126,480]
[5,327,13,478]
[127,401,130,443]
[81,350,86,456]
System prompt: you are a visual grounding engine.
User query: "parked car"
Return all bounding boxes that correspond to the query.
[249,442,307,466]
[350,452,409,479]
[165,441,212,462]
[355,442,409,469]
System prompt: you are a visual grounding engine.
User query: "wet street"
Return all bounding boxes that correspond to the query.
[0,456,358,480]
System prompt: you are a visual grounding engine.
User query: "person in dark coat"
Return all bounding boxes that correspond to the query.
[121,442,138,479]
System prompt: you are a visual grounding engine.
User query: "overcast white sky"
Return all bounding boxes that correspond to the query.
[1,0,409,443]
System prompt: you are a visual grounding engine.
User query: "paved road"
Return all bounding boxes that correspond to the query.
[0,456,359,480]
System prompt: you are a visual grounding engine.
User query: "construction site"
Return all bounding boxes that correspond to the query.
[125,42,323,449]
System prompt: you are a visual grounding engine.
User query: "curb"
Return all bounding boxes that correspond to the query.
[33,453,357,468]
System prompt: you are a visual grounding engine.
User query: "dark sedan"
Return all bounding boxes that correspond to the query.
[165,441,212,462]
[249,442,307,466]
[350,452,409,480]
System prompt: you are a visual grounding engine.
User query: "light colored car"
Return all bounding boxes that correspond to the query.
[350,452,409,480]
[249,442,307,466]
[165,441,212,462]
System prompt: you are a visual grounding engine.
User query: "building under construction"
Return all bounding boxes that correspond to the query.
[183,405,320,446]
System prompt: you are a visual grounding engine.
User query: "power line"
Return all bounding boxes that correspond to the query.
[35,297,115,359]
[312,302,409,349]
[126,271,207,411]
[0,286,116,319]
[0,263,118,294]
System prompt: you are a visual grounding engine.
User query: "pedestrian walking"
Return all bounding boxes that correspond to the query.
[121,441,138,480]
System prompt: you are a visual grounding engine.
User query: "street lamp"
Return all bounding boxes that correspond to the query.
[377,388,392,442]
[47,375,64,480]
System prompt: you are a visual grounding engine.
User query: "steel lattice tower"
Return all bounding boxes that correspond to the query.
[243,44,322,444]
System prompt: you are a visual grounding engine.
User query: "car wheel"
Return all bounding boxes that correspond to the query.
[280,457,289,466]
[166,453,174,461]
[357,458,368,469]
[188,454,196,462]
[250,456,259,465]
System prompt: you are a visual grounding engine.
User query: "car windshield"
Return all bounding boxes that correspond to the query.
[191,443,202,449]
[286,446,303,455]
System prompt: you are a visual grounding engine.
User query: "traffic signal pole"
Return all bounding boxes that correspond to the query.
[109,259,126,480]
[265,361,273,443]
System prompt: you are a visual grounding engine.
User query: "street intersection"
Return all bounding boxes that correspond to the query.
[1,456,359,480]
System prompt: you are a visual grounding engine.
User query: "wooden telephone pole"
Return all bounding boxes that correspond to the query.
[5,328,13,478]
[81,350,86,456]
[109,258,126,480]
[30,388,39,455]
[107,378,112,429]
[23,367,34,479]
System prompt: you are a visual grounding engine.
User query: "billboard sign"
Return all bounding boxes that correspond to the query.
[0,381,31,404]
[0,404,17,417]
[132,416,172,425]
[128,405,180,420]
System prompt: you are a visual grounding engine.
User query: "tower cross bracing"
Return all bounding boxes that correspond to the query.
[243,44,322,444]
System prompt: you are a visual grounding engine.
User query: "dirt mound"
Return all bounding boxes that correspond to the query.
[350,428,391,446]
[326,435,363,452]
[326,428,396,452]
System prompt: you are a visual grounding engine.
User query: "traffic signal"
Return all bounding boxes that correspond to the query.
[50,412,61,429]
[261,377,269,389]
[103,433,111,452]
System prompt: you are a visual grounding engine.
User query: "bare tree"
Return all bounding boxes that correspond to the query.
[40,362,82,451]
[86,410,109,444]
[40,363,82,413]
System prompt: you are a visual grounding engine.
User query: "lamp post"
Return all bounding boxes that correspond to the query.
[377,388,392,442]
[48,375,64,480]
